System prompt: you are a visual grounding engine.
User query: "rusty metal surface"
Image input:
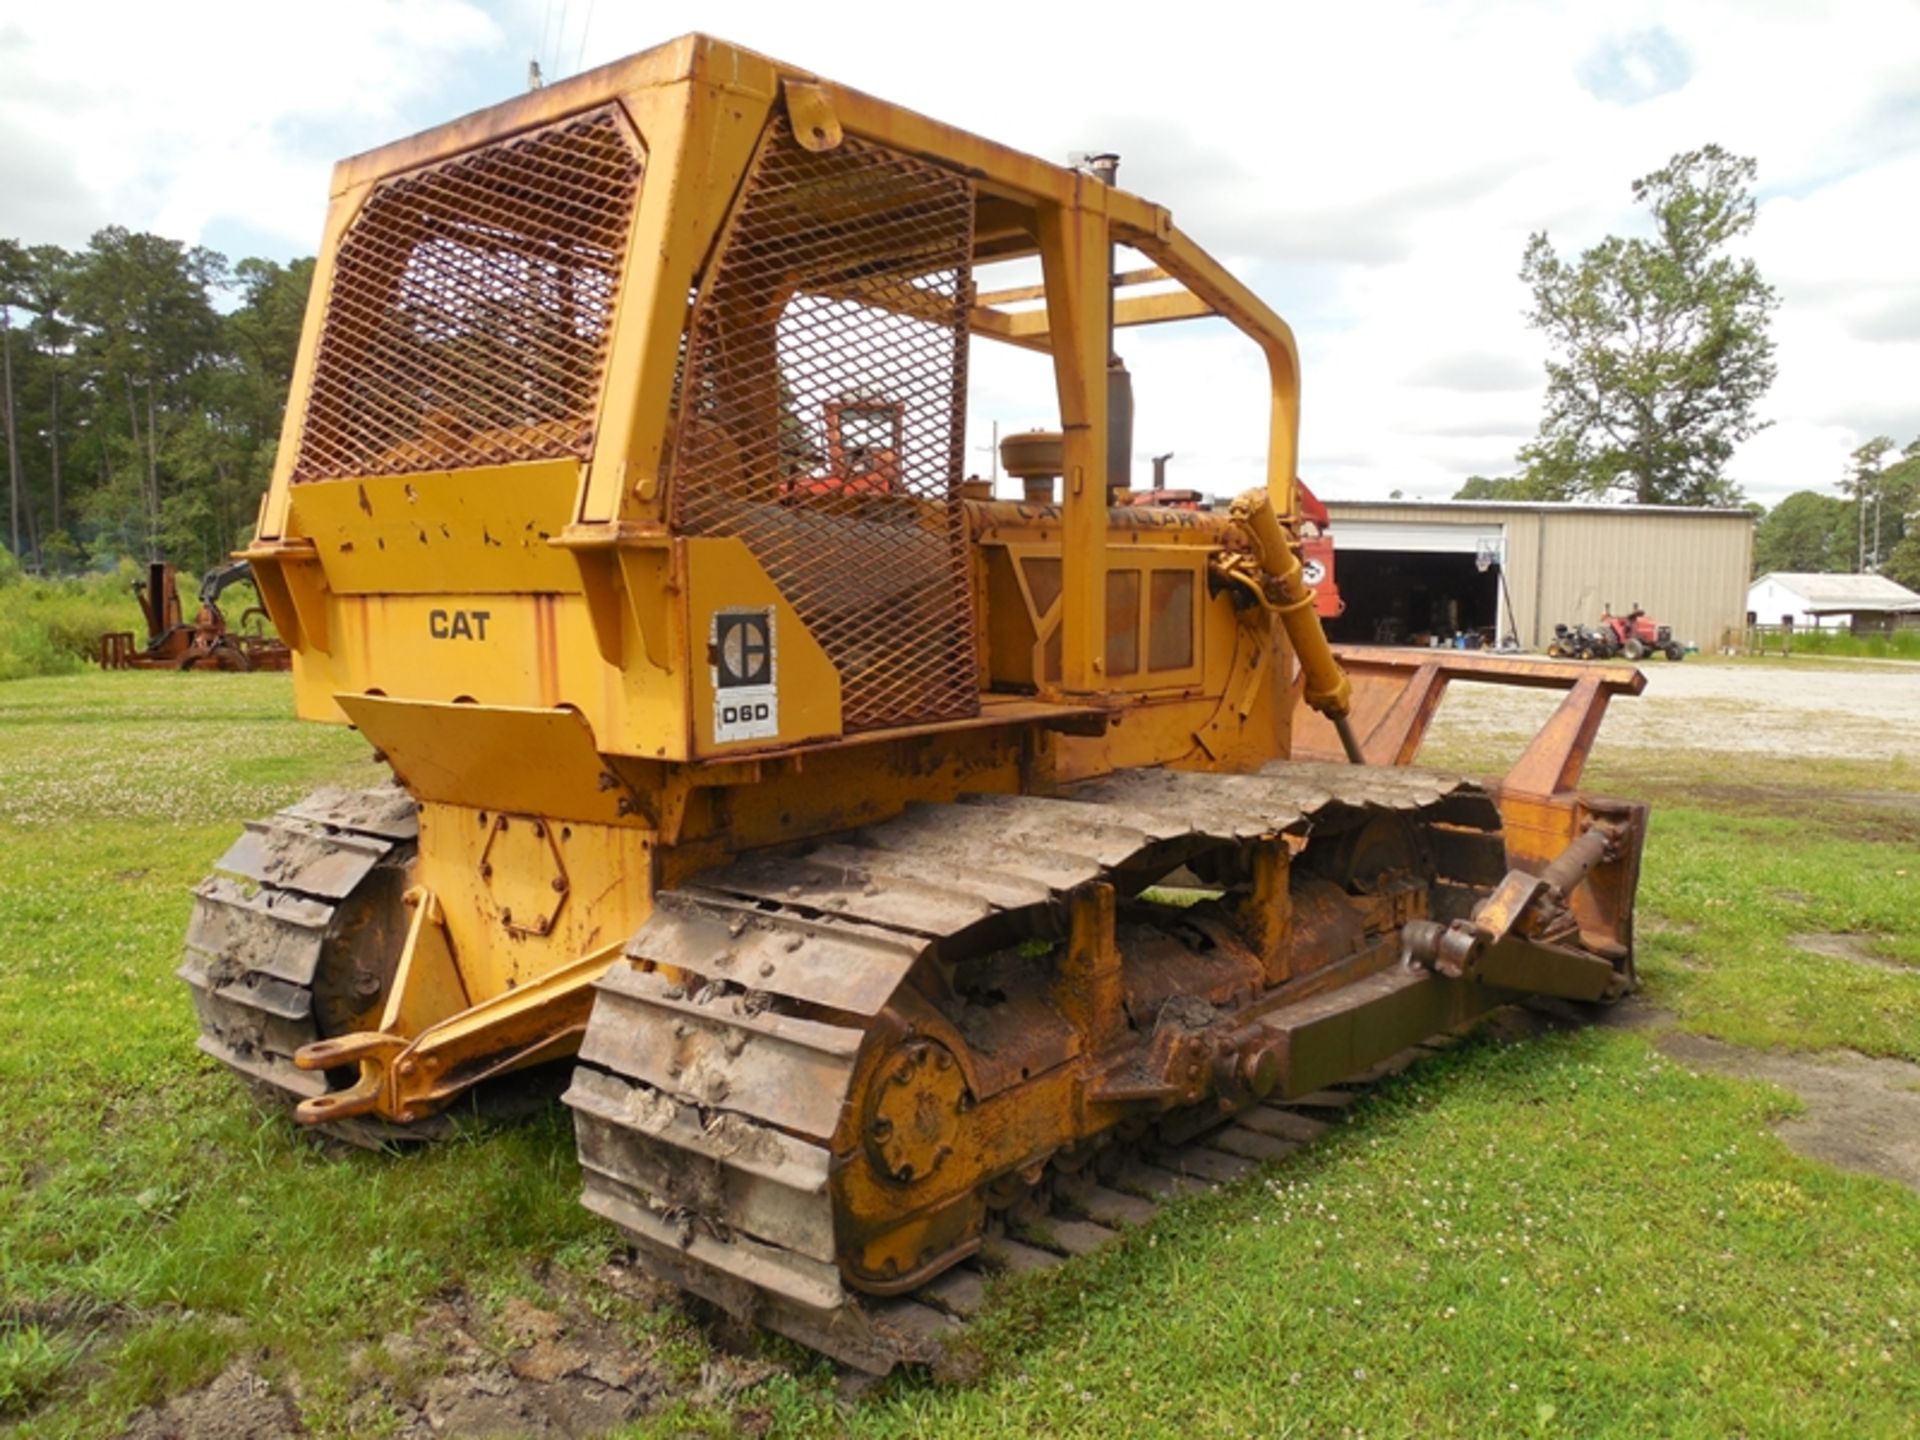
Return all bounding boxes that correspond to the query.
[293,106,642,481]
[628,890,924,1018]
[1502,674,1616,798]
[99,559,293,672]
[565,759,1611,1369]
[1293,646,1644,773]
[668,117,979,732]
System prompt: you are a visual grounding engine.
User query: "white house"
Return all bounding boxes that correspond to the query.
[1746,572,1920,629]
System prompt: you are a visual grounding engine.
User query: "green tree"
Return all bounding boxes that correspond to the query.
[1843,436,1918,573]
[1518,145,1778,506]
[0,229,313,574]
[1884,532,1920,592]
[68,227,228,558]
[1751,490,1852,576]
[1453,472,1573,501]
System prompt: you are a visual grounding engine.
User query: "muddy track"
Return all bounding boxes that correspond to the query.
[565,761,1529,1373]
[177,784,434,1149]
[580,1031,1440,1375]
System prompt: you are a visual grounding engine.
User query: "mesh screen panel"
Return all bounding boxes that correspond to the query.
[670,120,980,732]
[293,106,643,481]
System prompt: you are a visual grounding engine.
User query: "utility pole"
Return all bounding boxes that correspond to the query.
[1856,470,1867,572]
[974,420,1000,492]
[2,304,19,561]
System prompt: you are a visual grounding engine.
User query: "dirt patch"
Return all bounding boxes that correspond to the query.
[117,1260,780,1440]
[122,1362,301,1440]
[1656,1031,1920,1194]
[1839,789,1920,813]
[1790,932,1911,971]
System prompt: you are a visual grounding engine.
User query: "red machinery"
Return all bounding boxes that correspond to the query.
[99,560,292,672]
[780,397,904,501]
[1597,603,1685,662]
[1295,478,1343,620]
[1114,477,1344,620]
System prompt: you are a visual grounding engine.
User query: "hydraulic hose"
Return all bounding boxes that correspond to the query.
[1228,487,1363,764]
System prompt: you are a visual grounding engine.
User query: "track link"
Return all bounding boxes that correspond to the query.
[179,784,426,1148]
[567,760,1542,1371]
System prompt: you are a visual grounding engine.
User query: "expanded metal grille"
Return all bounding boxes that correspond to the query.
[292,107,643,481]
[670,119,979,732]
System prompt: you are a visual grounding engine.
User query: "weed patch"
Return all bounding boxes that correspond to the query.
[0,565,138,682]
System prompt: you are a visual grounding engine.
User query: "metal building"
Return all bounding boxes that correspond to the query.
[1320,499,1755,651]
[1747,572,1920,633]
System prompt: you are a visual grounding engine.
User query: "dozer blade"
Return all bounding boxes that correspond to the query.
[1292,645,1644,774]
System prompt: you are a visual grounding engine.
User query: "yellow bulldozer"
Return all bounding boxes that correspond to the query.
[181,34,1648,1371]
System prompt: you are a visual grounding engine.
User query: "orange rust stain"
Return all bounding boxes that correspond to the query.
[535,595,561,705]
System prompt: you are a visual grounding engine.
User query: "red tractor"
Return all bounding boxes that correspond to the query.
[1599,603,1685,661]
[779,396,904,502]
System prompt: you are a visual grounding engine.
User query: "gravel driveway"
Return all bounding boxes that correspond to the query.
[1428,658,1920,763]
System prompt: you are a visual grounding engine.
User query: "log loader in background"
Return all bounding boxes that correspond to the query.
[100,559,292,671]
[181,34,1649,1371]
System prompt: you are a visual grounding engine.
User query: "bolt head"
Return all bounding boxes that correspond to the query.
[1243,1045,1283,1099]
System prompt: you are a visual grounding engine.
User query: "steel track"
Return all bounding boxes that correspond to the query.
[178,784,432,1149]
[565,760,1529,1372]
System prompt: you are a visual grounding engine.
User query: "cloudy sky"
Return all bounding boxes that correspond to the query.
[2,0,1915,506]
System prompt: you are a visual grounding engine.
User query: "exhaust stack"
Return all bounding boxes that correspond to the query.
[1081,152,1133,499]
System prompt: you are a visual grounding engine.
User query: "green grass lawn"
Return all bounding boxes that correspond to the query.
[2,673,1917,1438]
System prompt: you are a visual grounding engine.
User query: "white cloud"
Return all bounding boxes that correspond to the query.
[0,0,502,249]
[2,0,1915,507]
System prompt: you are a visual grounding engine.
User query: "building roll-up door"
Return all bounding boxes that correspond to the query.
[1335,519,1506,556]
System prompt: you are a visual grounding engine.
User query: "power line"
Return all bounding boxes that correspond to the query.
[538,0,557,80]
[574,0,596,76]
